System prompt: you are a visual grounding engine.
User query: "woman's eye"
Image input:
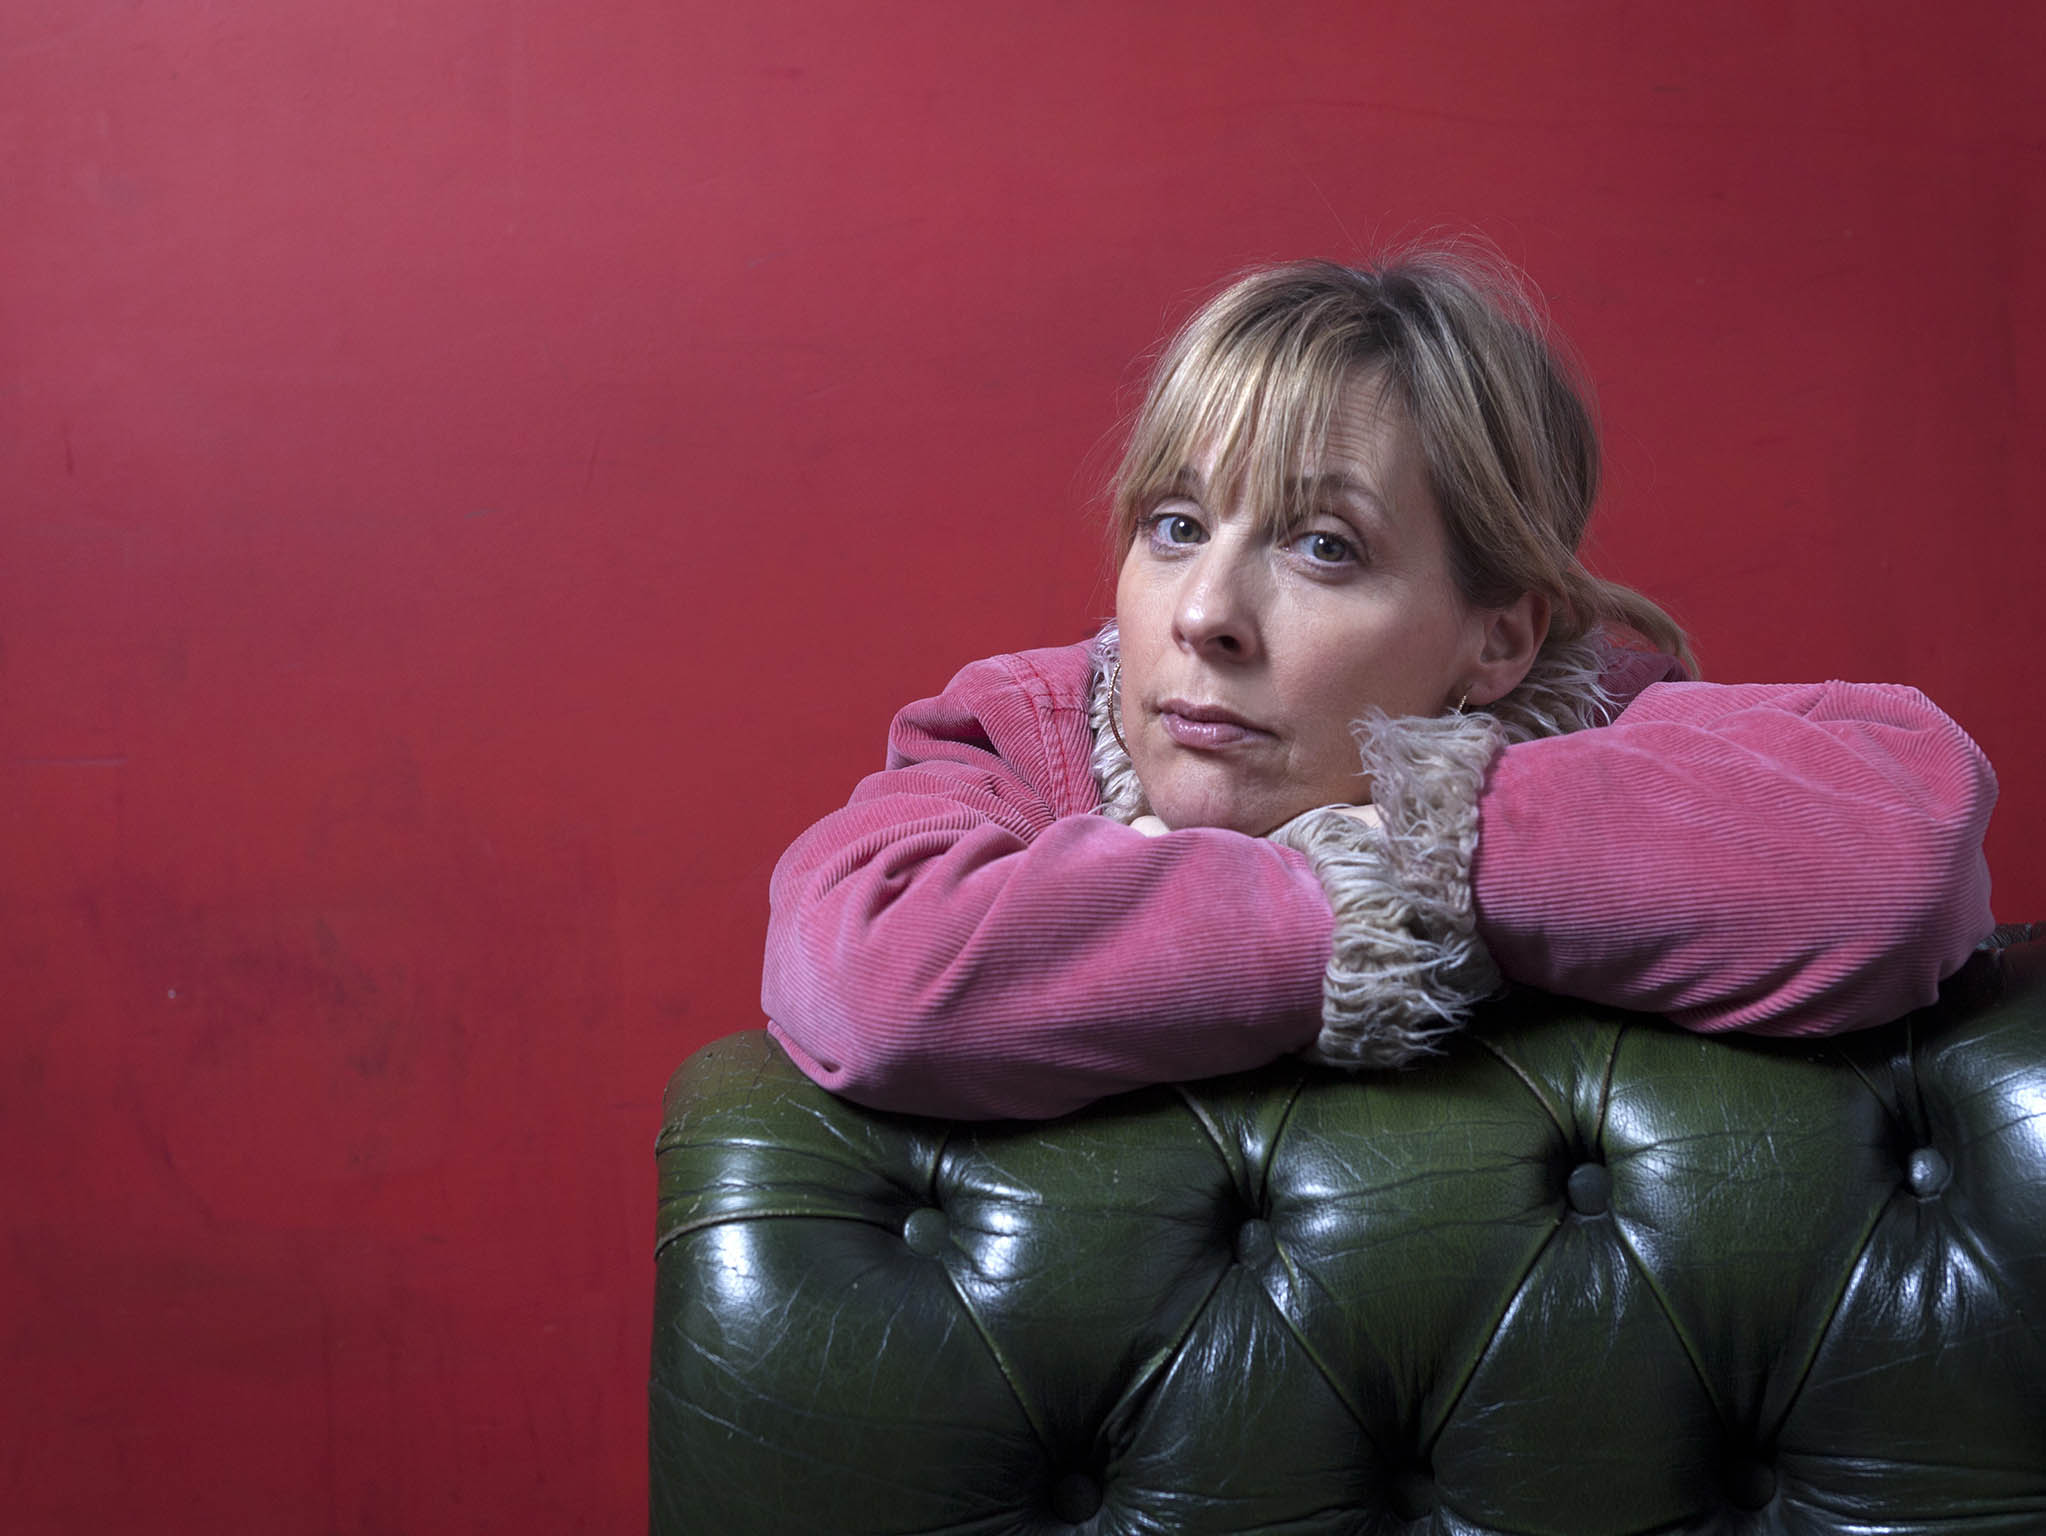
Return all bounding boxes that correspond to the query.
[1147,508,1206,547]
[1292,528,1360,566]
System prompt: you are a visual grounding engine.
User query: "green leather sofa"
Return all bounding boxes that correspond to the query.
[651,927,2046,1534]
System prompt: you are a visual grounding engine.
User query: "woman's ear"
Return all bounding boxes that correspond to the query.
[1464,591,1550,707]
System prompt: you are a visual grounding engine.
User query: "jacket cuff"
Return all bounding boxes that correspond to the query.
[1269,711,1507,1067]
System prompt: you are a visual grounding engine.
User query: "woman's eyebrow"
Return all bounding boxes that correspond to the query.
[1295,471,1392,524]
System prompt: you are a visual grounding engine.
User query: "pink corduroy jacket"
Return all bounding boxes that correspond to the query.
[763,640,1996,1119]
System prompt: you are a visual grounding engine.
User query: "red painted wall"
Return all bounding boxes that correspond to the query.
[4,3,2040,1529]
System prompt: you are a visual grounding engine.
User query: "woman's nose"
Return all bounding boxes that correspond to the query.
[1173,544,1261,660]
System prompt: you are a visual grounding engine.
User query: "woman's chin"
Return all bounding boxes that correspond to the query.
[1147,790,1315,839]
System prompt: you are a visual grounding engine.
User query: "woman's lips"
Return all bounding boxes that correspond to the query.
[1157,702,1271,750]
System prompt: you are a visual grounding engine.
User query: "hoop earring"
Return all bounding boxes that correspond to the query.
[1107,661,1131,756]
[1452,691,1469,717]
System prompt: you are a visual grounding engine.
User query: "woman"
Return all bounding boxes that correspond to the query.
[764,253,1996,1119]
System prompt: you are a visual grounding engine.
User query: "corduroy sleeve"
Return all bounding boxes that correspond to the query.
[762,649,1330,1119]
[1472,679,1997,1034]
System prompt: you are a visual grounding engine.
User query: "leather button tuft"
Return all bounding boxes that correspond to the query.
[1566,1161,1611,1216]
[1722,1455,1776,1509]
[1389,1466,1434,1520]
[1050,1471,1103,1523]
[1907,1147,1951,1198]
[1234,1217,1274,1266]
[902,1207,949,1256]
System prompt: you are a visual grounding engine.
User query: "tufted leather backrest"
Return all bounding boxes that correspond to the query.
[651,933,2046,1535]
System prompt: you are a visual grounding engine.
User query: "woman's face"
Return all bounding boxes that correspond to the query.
[1114,372,1495,835]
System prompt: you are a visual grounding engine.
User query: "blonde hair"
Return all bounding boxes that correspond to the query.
[1111,252,1693,674]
